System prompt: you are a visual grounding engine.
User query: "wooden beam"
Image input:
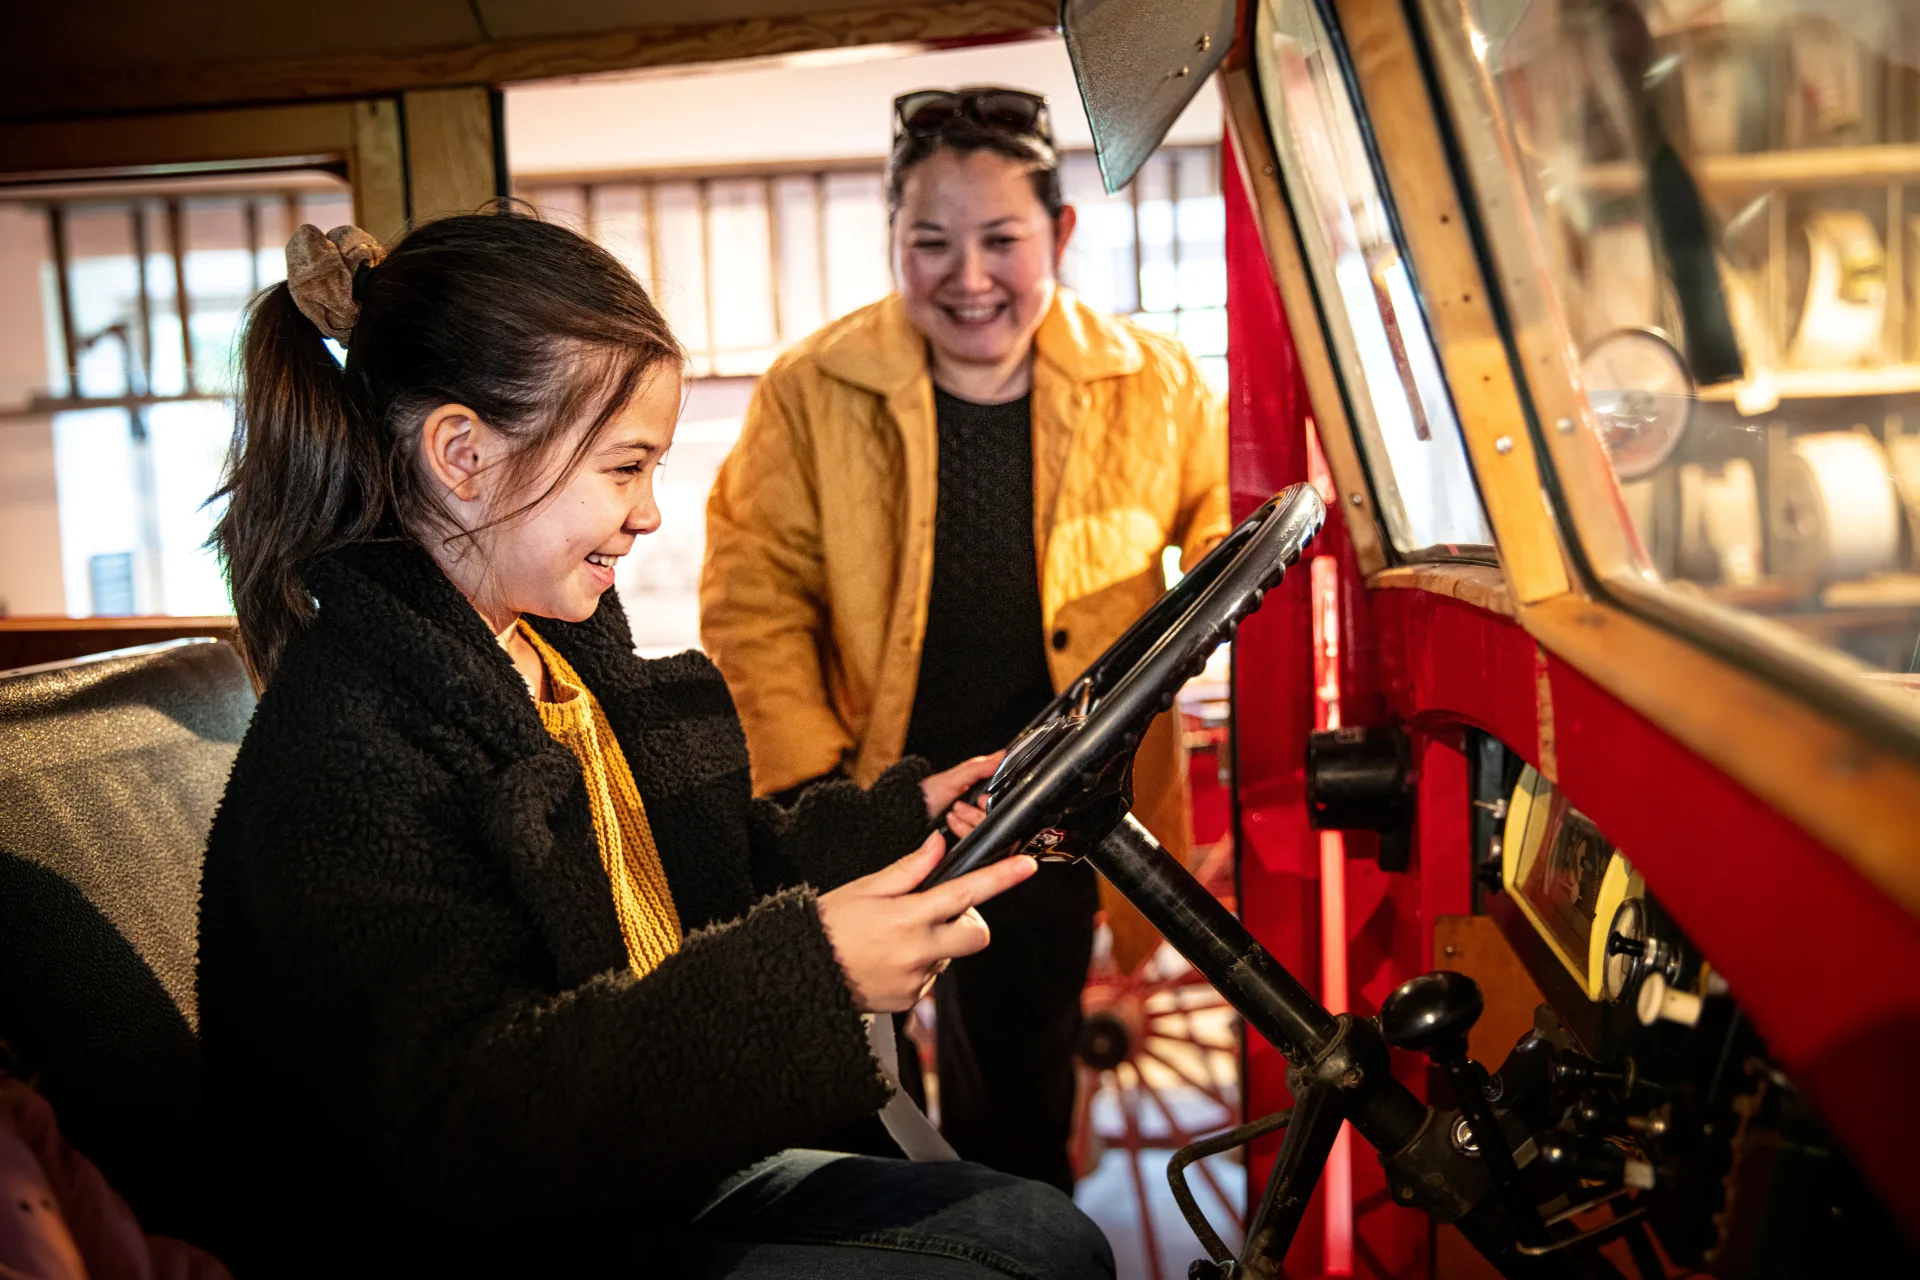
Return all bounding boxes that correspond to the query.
[0,0,1057,123]
[402,87,497,224]
[0,101,356,182]
[349,98,408,242]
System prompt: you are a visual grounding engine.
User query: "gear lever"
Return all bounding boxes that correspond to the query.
[1380,972,1552,1250]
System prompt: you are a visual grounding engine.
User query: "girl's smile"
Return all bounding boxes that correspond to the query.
[419,363,684,634]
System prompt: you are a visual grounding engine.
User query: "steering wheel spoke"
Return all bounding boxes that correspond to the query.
[918,483,1327,890]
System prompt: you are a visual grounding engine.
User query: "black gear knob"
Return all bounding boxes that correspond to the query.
[1379,971,1484,1058]
[1383,971,1551,1248]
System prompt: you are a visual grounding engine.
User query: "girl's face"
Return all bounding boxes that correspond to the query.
[421,364,683,628]
[892,149,1075,379]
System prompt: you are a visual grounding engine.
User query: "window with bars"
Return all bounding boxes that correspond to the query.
[3,175,354,617]
[515,143,1226,385]
[4,148,1224,630]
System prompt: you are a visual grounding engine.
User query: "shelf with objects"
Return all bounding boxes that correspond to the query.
[1516,3,1920,689]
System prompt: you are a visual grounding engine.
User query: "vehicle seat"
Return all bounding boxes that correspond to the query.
[0,639,255,1240]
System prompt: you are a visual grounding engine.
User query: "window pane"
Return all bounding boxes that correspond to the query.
[11,172,347,617]
[822,172,890,319]
[1446,0,1920,719]
[771,175,827,343]
[1258,0,1493,554]
[706,179,776,364]
[589,184,653,292]
[651,181,711,375]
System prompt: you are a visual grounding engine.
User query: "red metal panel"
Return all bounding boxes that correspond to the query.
[1225,113,1920,1260]
[1225,124,1326,1273]
[1227,130,1429,1279]
[1545,653,1920,1228]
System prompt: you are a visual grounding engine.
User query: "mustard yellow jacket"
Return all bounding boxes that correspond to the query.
[700,288,1229,895]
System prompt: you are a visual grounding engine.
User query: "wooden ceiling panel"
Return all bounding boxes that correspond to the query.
[3,0,1055,123]
[473,0,877,41]
[13,0,482,72]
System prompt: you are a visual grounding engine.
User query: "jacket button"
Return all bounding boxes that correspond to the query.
[1051,628,1070,651]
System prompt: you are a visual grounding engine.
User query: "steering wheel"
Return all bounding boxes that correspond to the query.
[916,481,1563,1278]
[919,482,1326,890]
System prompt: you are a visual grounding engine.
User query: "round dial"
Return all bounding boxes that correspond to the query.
[1603,897,1649,1003]
[1581,328,1696,480]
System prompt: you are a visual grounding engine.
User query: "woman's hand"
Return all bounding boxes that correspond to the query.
[816,833,1037,1013]
[922,752,1003,839]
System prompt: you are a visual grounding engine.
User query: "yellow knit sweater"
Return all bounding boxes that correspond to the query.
[519,622,683,978]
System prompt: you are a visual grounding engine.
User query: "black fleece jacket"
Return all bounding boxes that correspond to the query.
[196,540,932,1273]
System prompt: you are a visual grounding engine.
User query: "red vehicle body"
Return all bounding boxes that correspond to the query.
[1223,131,1920,1274]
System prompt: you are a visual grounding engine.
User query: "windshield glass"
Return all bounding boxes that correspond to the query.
[1257,0,1494,557]
[1449,0,1920,714]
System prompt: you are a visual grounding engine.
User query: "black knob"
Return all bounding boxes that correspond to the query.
[1537,1133,1628,1185]
[1607,933,1648,959]
[1574,1097,1621,1135]
[1380,971,1484,1057]
[1552,1053,1628,1093]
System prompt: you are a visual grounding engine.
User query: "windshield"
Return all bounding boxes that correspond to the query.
[1443,0,1920,716]
[1257,0,1494,558]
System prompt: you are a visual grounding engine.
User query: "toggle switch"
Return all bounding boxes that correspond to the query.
[1636,973,1703,1028]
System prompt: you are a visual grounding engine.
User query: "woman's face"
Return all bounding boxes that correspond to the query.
[892,148,1075,379]
[421,364,683,628]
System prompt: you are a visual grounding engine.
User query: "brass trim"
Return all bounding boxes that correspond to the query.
[1409,0,1642,584]
[1220,67,1387,574]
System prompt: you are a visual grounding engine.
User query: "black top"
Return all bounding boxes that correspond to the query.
[197,539,932,1275]
[903,387,1056,772]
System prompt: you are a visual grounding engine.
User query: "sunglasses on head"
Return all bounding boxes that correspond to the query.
[892,88,1053,144]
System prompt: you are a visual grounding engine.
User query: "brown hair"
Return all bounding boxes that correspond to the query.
[212,208,682,686]
[885,116,1064,221]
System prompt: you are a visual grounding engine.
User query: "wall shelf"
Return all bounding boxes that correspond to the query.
[1698,364,1920,403]
[1583,143,1920,196]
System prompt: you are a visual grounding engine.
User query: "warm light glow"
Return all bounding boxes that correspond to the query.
[1307,451,1354,1270]
[1468,26,1490,61]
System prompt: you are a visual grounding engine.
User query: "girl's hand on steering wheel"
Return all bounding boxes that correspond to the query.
[921,752,1003,834]
[816,832,1037,1013]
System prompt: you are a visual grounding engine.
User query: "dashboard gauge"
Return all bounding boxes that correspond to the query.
[1603,897,1648,1004]
[1502,765,1642,1002]
[1581,327,1696,480]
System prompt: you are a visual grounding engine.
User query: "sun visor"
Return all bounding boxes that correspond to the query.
[1060,0,1234,193]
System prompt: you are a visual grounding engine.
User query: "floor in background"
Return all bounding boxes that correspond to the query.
[1073,1069,1247,1279]
[1075,1132,1246,1280]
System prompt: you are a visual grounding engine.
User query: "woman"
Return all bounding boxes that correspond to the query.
[700,88,1229,1190]
[197,210,1113,1278]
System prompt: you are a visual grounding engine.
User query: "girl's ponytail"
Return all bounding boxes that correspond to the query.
[212,281,382,687]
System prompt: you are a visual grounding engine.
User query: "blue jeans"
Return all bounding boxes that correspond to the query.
[677,1149,1115,1279]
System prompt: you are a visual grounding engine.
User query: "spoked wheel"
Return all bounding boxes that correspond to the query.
[1072,838,1245,1280]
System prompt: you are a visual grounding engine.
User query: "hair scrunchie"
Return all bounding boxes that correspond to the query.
[284,223,387,344]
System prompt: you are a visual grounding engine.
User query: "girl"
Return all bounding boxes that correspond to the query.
[198,210,1113,1278]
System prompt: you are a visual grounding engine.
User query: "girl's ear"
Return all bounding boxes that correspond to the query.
[420,403,496,505]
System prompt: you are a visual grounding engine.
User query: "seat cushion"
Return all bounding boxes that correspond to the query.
[0,639,254,1238]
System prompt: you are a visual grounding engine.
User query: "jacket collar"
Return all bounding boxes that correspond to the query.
[813,288,1146,397]
[302,538,646,985]
[302,539,637,766]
